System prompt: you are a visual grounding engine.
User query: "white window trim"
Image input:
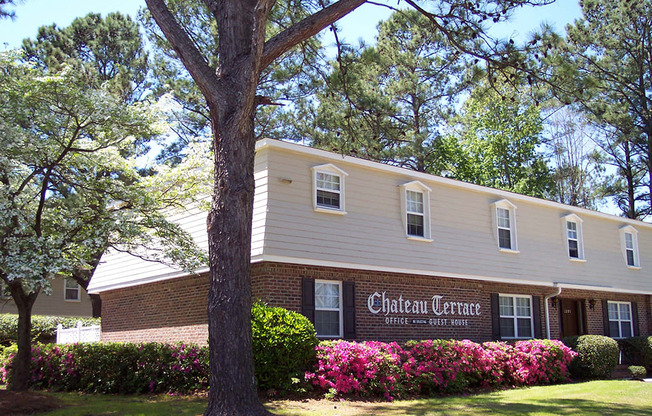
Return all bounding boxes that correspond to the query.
[311,164,348,215]
[561,214,585,261]
[314,279,343,338]
[399,181,433,242]
[619,225,641,269]
[607,301,634,339]
[64,278,81,302]
[499,294,534,339]
[491,199,518,253]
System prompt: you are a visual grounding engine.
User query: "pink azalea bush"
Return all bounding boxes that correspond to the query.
[1,342,208,394]
[305,341,404,401]
[306,339,576,400]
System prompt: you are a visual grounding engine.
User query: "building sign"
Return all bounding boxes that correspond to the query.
[367,291,481,327]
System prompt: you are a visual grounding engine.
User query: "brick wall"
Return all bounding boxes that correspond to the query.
[99,261,651,344]
[100,274,209,345]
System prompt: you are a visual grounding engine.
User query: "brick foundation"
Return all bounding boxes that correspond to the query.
[99,261,651,345]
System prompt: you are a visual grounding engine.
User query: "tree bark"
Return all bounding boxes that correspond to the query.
[204,2,272,413]
[8,281,39,391]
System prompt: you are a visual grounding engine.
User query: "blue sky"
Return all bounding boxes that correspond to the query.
[1,0,581,51]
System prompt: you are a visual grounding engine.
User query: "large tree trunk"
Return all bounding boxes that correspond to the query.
[204,52,270,416]
[8,282,39,391]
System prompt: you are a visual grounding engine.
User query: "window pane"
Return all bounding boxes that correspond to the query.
[315,310,340,337]
[316,172,340,191]
[316,190,340,209]
[621,322,632,338]
[568,239,579,258]
[65,279,77,289]
[406,190,424,214]
[626,249,635,266]
[619,303,631,320]
[497,208,510,228]
[566,221,577,239]
[625,233,633,249]
[65,289,79,300]
[499,296,514,316]
[315,282,340,309]
[500,318,515,338]
[517,318,532,338]
[516,297,531,317]
[609,321,620,337]
[608,303,619,320]
[407,213,424,237]
[498,228,511,249]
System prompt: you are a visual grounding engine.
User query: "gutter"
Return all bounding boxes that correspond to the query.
[544,283,562,339]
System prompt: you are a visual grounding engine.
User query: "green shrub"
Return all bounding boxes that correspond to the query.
[562,335,619,379]
[0,314,100,346]
[619,336,652,370]
[251,302,318,391]
[628,365,647,380]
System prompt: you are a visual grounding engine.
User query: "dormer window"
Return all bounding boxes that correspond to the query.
[562,214,584,261]
[311,164,348,214]
[400,181,432,242]
[492,199,518,252]
[619,225,640,268]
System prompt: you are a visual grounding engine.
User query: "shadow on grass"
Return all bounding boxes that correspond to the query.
[359,397,652,416]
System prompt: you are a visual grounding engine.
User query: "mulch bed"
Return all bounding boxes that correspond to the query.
[0,390,64,415]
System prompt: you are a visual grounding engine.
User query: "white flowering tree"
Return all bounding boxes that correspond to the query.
[0,52,207,391]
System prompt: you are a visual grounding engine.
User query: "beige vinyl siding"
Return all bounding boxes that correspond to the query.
[251,149,269,257]
[89,153,270,294]
[261,144,652,294]
[89,139,652,295]
[0,275,93,317]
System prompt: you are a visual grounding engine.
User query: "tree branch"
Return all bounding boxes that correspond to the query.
[261,0,366,69]
[145,0,219,102]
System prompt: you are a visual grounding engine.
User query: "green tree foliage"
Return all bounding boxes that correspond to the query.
[445,79,553,198]
[0,52,205,391]
[296,10,477,174]
[545,107,605,209]
[542,0,652,217]
[22,12,149,103]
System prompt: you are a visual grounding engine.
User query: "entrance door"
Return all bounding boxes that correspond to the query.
[560,299,584,338]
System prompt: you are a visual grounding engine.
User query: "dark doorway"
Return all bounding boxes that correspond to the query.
[560,299,585,338]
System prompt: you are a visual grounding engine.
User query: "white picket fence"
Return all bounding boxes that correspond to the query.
[56,321,101,344]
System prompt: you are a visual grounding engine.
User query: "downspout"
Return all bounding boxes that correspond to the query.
[544,284,562,339]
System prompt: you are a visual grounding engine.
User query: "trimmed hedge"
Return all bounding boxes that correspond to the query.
[306,339,576,401]
[619,336,652,370]
[628,365,647,380]
[251,302,318,391]
[0,314,100,346]
[563,335,619,379]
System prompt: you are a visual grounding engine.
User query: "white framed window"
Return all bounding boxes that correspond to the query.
[311,164,348,214]
[491,199,518,252]
[399,181,432,241]
[562,214,584,261]
[64,278,81,302]
[619,225,640,268]
[314,280,342,338]
[499,294,533,339]
[608,301,633,338]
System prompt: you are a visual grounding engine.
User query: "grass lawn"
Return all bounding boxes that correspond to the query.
[21,380,652,416]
